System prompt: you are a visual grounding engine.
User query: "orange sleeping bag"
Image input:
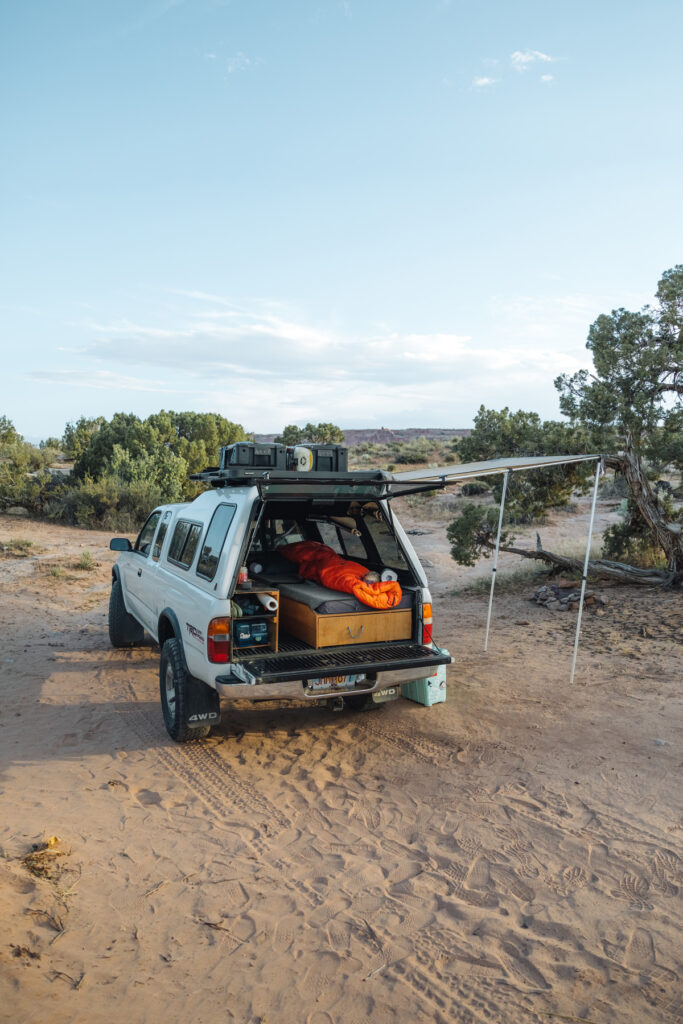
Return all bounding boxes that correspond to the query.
[281,541,402,610]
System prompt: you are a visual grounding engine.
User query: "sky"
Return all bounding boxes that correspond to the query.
[1,0,682,442]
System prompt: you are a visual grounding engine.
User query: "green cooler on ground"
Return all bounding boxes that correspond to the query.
[401,653,449,706]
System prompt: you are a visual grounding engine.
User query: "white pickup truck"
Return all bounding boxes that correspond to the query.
[109,442,451,742]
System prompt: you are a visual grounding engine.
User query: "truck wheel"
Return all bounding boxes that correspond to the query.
[108,579,144,647]
[160,638,218,742]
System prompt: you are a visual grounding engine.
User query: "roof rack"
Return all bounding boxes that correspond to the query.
[189,467,391,487]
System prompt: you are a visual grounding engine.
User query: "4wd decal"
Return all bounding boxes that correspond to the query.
[186,622,204,643]
[188,712,219,723]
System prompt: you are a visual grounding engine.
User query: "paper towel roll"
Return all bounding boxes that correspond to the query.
[380,568,398,582]
[256,593,278,612]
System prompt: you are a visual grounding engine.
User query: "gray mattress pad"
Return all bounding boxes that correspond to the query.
[258,575,413,614]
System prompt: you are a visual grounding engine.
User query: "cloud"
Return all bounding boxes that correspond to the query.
[226,52,254,74]
[540,74,554,83]
[510,49,555,71]
[26,370,182,394]
[472,76,498,88]
[29,289,609,431]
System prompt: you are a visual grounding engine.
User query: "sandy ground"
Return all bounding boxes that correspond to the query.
[0,504,681,1024]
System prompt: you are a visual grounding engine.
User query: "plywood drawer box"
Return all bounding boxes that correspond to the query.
[279,597,412,649]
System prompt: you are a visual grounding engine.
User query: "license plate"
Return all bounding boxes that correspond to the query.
[308,673,365,692]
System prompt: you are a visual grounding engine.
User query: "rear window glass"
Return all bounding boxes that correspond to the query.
[197,504,237,580]
[363,516,408,569]
[168,520,202,568]
[316,521,344,554]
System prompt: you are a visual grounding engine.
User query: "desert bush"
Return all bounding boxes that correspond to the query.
[461,481,492,497]
[75,551,96,570]
[391,437,433,464]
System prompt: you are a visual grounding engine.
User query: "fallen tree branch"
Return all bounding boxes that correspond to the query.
[485,535,675,586]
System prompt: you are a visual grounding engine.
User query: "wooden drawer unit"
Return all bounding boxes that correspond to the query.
[279,597,412,649]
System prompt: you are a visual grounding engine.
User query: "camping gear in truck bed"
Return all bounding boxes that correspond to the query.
[279,593,412,649]
[256,575,414,615]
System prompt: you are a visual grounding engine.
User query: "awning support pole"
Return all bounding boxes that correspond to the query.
[569,458,603,685]
[484,470,511,652]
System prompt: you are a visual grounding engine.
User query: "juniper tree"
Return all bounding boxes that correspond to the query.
[556,264,683,575]
[447,266,683,582]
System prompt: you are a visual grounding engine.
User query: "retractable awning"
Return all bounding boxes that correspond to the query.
[386,453,601,497]
[388,452,604,686]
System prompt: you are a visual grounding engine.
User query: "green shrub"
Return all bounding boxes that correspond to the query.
[461,481,492,497]
[75,551,96,570]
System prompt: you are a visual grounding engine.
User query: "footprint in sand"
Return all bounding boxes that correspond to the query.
[624,926,656,970]
[464,855,490,891]
[326,919,350,953]
[610,870,653,910]
[603,926,677,984]
[494,937,550,992]
[272,914,299,953]
[556,864,588,896]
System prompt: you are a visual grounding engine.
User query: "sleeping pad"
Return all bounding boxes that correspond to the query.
[280,541,403,610]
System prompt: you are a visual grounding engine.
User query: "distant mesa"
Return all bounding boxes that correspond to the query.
[254,427,471,445]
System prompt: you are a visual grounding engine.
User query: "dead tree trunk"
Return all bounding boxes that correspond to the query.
[604,435,683,576]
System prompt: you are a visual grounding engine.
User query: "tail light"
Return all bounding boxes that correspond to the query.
[207,617,230,663]
[422,603,433,645]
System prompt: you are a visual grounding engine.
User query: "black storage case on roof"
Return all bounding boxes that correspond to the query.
[220,443,287,471]
[303,444,348,473]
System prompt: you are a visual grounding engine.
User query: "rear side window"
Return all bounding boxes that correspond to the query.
[197,504,237,580]
[168,520,202,569]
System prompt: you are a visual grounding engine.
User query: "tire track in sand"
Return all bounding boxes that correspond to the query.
[123,705,291,854]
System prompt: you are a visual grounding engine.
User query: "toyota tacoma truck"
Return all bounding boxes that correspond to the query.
[109,442,451,742]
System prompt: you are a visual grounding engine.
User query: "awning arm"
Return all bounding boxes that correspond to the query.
[569,458,604,685]
[484,469,511,652]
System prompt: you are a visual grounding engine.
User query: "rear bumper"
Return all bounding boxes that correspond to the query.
[214,643,451,702]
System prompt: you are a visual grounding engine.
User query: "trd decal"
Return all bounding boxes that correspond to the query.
[186,622,204,642]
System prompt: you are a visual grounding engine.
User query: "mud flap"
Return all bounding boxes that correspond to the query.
[186,679,221,729]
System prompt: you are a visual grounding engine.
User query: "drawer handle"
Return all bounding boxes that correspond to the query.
[347,624,364,639]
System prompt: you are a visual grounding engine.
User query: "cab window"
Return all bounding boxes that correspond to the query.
[152,511,172,562]
[134,511,162,557]
[197,504,237,581]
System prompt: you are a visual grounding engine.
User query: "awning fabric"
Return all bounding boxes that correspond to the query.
[387,454,600,495]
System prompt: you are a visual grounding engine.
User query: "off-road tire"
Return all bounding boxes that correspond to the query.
[160,638,216,742]
[108,579,145,647]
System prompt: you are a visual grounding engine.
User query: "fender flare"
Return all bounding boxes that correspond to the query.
[112,564,121,584]
[157,607,190,674]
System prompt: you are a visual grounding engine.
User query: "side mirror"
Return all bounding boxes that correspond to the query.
[110,538,133,552]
